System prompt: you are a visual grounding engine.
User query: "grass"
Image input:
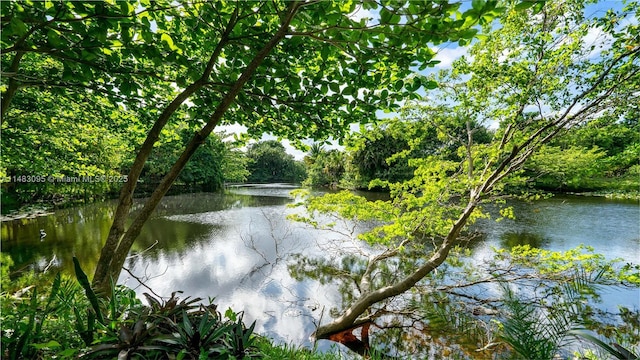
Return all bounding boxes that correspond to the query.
[254,336,344,359]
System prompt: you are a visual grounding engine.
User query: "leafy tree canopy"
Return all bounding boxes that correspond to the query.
[2,0,504,140]
[246,140,305,183]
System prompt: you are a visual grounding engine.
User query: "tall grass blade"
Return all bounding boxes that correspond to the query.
[73,256,105,325]
[569,329,638,359]
[12,288,38,359]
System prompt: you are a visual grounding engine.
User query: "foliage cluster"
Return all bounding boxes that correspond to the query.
[1,83,247,210]
[300,105,637,193]
[0,68,249,210]
[302,144,348,188]
[141,129,249,192]
[0,257,260,360]
[295,0,638,195]
[0,84,134,206]
[245,140,305,184]
[524,115,639,192]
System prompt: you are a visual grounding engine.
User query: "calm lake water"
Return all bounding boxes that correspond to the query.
[2,185,639,350]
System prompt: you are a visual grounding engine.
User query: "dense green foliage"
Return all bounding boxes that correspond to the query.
[336,104,494,190]
[301,106,637,194]
[1,0,638,358]
[142,129,249,192]
[301,107,638,194]
[301,95,637,194]
[302,145,347,188]
[1,83,135,205]
[0,67,248,210]
[1,258,261,359]
[290,0,639,353]
[524,116,640,192]
[0,52,249,208]
[246,141,305,184]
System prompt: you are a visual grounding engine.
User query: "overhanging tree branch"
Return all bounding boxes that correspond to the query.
[311,32,639,344]
[92,6,242,291]
[95,1,304,291]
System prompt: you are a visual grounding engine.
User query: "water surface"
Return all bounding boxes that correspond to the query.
[2,187,638,348]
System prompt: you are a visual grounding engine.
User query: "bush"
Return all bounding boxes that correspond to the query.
[1,270,91,359]
[0,256,261,359]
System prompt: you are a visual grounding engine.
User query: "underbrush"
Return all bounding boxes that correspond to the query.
[1,256,262,359]
[0,253,347,360]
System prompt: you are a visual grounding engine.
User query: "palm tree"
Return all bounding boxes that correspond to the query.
[304,143,324,166]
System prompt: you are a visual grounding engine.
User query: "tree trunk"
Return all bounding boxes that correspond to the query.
[313,198,478,341]
[92,2,302,294]
[91,7,242,292]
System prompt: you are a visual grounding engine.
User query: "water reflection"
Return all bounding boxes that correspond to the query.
[121,202,338,348]
[1,201,115,274]
[499,231,549,248]
[473,196,640,260]
[1,189,639,354]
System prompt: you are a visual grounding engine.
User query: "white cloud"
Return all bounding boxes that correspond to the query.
[348,6,375,24]
[431,46,468,69]
[582,25,613,59]
[281,139,307,160]
[217,122,248,136]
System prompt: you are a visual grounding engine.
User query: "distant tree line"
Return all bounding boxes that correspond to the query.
[245,140,306,184]
[0,83,251,211]
[3,108,636,213]
[302,105,638,193]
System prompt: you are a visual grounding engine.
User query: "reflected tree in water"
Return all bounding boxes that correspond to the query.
[500,231,549,249]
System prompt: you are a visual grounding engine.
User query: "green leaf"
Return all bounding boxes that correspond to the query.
[10,17,28,36]
[32,340,61,350]
[160,33,178,51]
[320,46,330,61]
[568,329,635,359]
[81,49,97,61]
[380,8,392,24]
[119,1,134,15]
[514,1,536,11]
[472,0,486,11]
[263,79,272,94]
[460,28,479,39]
[47,29,63,47]
[73,257,104,325]
[225,307,237,321]
[424,80,438,89]
[409,78,421,91]
[532,1,544,14]
[45,273,61,310]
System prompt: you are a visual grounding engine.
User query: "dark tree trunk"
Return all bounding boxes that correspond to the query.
[92,2,302,294]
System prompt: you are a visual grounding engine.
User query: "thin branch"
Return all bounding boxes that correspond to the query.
[121,266,165,300]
